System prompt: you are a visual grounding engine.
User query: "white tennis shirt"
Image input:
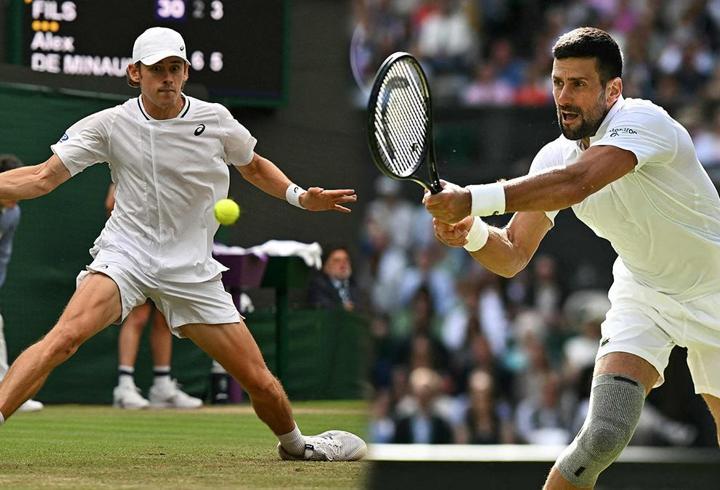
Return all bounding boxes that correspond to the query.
[529,96,720,300]
[51,95,257,282]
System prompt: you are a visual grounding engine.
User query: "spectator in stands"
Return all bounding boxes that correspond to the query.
[461,369,515,444]
[369,389,396,443]
[392,367,454,443]
[514,65,553,106]
[307,245,360,312]
[440,277,481,355]
[393,286,450,375]
[362,176,416,313]
[398,244,457,317]
[0,155,43,413]
[415,0,477,74]
[515,372,572,444]
[461,63,514,106]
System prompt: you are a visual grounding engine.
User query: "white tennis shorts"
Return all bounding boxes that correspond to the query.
[597,260,720,397]
[76,248,240,337]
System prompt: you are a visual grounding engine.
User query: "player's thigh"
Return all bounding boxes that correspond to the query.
[50,272,123,345]
[179,321,271,386]
[594,351,660,395]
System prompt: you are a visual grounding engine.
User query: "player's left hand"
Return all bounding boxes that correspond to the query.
[300,187,357,212]
[423,180,471,224]
[433,216,474,247]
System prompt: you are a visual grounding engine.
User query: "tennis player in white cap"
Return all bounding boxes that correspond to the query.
[0,27,365,462]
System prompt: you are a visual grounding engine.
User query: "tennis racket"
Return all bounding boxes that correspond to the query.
[367,52,442,194]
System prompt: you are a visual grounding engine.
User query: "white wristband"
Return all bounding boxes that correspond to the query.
[463,217,490,252]
[467,183,506,217]
[285,183,306,209]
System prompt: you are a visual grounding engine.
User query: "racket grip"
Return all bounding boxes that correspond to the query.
[429,179,442,194]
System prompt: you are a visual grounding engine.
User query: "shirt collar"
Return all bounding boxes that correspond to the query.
[136,93,189,121]
[575,95,626,150]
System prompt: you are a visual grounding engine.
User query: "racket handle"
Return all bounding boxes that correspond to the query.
[429,178,442,194]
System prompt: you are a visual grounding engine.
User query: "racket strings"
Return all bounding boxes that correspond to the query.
[372,60,429,177]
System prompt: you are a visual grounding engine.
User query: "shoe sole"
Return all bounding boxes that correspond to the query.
[149,402,202,409]
[113,401,149,410]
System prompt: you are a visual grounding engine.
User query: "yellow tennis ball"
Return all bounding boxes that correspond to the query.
[214,198,241,225]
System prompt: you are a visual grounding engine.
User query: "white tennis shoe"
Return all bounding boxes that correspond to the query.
[113,384,149,409]
[278,430,367,461]
[18,399,44,412]
[148,379,202,409]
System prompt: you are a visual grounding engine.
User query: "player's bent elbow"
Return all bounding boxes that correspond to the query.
[485,258,526,279]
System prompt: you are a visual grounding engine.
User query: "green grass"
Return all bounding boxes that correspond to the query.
[0,401,368,489]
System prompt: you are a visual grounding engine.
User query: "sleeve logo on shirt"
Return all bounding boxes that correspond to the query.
[609,127,638,137]
[58,133,69,143]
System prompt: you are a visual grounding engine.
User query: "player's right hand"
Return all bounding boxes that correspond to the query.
[423,180,472,224]
[432,216,475,248]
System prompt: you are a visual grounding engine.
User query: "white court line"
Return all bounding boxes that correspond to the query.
[368,444,720,464]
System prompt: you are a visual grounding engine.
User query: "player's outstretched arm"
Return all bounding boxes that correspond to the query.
[0,154,71,200]
[433,211,552,278]
[235,152,356,212]
[425,145,636,222]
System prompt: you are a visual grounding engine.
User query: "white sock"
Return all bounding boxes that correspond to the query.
[118,365,135,388]
[277,423,305,456]
[153,366,172,387]
[0,411,4,425]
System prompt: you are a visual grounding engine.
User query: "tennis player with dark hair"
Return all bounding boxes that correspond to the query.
[425,27,720,488]
[0,27,366,461]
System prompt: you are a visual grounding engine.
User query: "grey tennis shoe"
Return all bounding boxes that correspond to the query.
[278,430,367,461]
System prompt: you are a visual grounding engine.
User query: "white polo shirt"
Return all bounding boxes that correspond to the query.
[529,96,720,300]
[51,95,257,282]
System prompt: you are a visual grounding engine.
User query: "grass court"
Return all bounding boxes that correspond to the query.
[0,400,367,489]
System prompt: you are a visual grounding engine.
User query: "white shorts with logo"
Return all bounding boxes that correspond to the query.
[76,249,240,338]
[597,261,720,397]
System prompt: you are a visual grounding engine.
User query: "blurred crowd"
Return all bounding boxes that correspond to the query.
[351,0,720,182]
[358,176,710,447]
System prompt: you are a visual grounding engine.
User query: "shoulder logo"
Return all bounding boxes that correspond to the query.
[194,124,206,136]
[58,133,69,143]
[608,127,638,137]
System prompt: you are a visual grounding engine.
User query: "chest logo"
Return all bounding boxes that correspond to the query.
[194,124,206,136]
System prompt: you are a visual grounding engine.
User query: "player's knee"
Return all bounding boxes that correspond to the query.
[557,373,645,487]
[244,370,281,400]
[582,421,633,460]
[41,327,84,363]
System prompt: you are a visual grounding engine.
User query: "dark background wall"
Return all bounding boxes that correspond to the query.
[224,1,371,248]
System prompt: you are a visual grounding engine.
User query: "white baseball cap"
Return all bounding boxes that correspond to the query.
[132,27,189,65]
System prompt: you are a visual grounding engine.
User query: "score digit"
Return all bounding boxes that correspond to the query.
[210,1,224,20]
[156,0,186,20]
[210,52,223,72]
[191,51,205,70]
